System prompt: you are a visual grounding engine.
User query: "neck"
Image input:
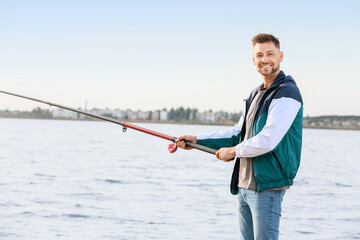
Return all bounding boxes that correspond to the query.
[262,70,280,88]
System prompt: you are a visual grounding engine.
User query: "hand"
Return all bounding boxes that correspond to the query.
[175,135,197,150]
[216,147,236,162]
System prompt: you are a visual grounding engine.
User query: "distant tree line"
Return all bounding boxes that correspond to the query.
[0,107,52,118]
[3,108,359,129]
[0,106,243,124]
[167,107,198,121]
[304,115,360,122]
[30,107,52,118]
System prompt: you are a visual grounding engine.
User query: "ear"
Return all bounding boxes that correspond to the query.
[279,51,284,62]
[252,54,256,65]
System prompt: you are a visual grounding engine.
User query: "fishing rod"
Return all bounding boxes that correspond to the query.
[0,90,217,155]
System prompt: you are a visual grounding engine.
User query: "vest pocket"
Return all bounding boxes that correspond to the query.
[272,152,283,173]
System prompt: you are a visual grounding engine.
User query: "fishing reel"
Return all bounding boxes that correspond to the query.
[168,143,178,153]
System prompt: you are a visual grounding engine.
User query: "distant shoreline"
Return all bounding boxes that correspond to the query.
[1,115,359,131]
[302,125,360,131]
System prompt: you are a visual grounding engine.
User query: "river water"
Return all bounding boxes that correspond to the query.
[0,118,359,239]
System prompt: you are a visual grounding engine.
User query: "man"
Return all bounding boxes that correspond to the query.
[176,33,303,240]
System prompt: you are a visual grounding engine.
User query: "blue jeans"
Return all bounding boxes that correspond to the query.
[237,188,285,240]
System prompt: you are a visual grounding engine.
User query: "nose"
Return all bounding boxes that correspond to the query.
[261,55,269,62]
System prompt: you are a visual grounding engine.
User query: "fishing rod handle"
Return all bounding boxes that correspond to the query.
[183,140,217,155]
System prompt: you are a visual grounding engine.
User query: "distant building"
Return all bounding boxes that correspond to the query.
[152,111,160,121]
[138,111,150,120]
[111,109,127,119]
[91,108,112,116]
[160,111,168,121]
[198,111,216,123]
[52,108,78,119]
[127,110,137,120]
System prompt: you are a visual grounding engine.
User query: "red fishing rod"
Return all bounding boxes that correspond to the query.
[0,90,217,155]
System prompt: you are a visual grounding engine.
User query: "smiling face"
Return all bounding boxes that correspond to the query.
[253,41,283,83]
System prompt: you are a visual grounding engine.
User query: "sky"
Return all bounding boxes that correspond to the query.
[0,0,359,116]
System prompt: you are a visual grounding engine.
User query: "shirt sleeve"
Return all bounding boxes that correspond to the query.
[235,97,301,158]
[196,113,245,150]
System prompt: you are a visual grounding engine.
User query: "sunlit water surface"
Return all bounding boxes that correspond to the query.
[0,118,359,239]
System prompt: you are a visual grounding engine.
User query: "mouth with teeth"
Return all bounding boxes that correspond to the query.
[257,62,280,77]
[261,64,272,70]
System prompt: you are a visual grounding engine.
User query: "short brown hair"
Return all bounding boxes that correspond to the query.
[252,33,280,49]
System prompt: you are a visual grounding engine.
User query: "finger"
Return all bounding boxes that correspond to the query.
[223,157,235,162]
[215,151,221,160]
[176,139,182,146]
[180,141,188,149]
